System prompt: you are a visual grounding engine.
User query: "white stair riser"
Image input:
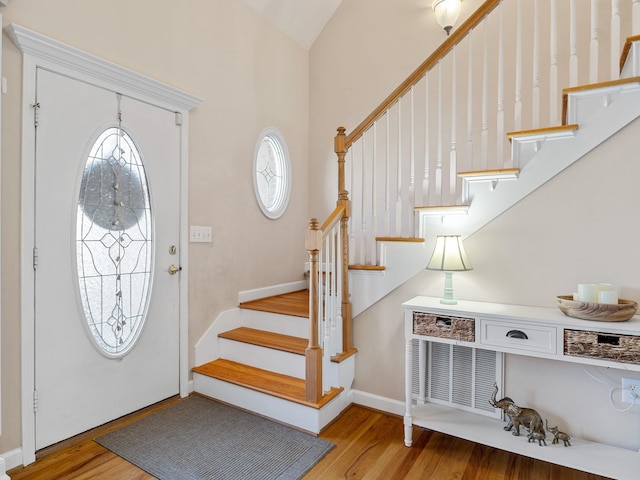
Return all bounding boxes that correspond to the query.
[240,309,310,338]
[219,338,305,379]
[194,373,321,433]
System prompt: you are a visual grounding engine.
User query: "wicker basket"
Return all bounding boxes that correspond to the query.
[564,329,640,364]
[413,312,475,342]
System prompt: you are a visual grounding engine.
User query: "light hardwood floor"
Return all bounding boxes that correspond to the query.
[8,396,610,480]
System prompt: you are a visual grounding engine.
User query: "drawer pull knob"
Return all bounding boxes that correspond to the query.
[506,330,528,340]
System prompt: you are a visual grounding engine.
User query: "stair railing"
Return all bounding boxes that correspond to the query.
[305,129,352,403]
[307,0,639,402]
[336,0,639,268]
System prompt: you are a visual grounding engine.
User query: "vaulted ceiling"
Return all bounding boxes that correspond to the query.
[239,0,343,50]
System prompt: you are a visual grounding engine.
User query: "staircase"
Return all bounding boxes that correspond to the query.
[193,289,356,433]
[193,0,640,433]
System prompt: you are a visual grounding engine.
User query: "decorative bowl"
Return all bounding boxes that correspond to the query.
[556,295,638,322]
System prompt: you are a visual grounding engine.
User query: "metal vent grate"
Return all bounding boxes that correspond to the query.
[412,339,502,419]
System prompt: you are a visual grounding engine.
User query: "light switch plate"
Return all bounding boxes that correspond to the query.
[190,225,213,243]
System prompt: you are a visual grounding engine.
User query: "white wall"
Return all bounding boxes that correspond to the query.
[310,0,640,451]
[0,0,309,454]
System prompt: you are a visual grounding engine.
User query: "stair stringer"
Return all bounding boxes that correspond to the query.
[421,82,640,242]
[349,81,640,316]
[350,240,426,317]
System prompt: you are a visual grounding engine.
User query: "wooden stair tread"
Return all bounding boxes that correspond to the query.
[374,236,425,243]
[506,124,578,140]
[457,167,520,178]
[239,289,309,318]
[414,204,469,214]
[562,76,640,124]
[348,264,386,271]
[219,327,307,355]
[193,359,342,409]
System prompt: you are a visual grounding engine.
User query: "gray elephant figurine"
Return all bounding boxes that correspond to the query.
[527,430,547,446]
[546,419,571,446]
[489,383,544,438]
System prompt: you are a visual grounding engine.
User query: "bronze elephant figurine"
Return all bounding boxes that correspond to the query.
[489,383,544,438]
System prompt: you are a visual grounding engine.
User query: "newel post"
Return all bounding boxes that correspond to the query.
[305,218,322,403]
[335,127,353,352]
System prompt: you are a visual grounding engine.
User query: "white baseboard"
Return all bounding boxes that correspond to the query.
[351,389,405,417]
[1,448,23,475]
[238,280,307,303]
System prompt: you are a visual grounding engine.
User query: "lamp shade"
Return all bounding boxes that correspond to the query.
[432,0,461,34]
[427,235,472,272]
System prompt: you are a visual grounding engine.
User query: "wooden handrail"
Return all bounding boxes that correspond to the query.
[344,0,501,148]
[320,204,346,236]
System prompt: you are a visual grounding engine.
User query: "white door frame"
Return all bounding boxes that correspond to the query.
[7,23,202,466]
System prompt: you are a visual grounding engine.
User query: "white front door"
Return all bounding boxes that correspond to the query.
[33,68,181,449]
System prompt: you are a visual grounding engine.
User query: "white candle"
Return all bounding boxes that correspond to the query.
[598,290,618,304]
[577,284,598,303]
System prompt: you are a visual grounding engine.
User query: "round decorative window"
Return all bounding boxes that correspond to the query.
[76,127,153,358]
[253,128,291,219]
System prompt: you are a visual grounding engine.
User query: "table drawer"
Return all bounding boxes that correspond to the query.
[564,329,640,365]
[413,312,475,342]
[480,319,556,354]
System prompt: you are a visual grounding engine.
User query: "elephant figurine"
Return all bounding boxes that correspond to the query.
[546,419,571,446]
[527,430,547,446]
[489,383,544,438]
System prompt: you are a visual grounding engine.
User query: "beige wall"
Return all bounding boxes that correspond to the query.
[310,0,640,451]
[1,0,309,452]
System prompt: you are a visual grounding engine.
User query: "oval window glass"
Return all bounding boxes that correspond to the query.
[253,128,291,219]
[76,127,153,358]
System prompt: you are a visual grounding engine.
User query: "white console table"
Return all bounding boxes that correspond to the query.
[403,296,640,480]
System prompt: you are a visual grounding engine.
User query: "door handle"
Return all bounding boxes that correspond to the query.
[168,264,182,275]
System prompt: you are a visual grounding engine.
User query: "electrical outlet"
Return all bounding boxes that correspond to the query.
[621,377,640,404]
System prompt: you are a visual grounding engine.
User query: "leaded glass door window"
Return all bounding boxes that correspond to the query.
[76,126,153,358]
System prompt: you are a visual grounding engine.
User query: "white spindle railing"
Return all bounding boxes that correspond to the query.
[338,0,638,267]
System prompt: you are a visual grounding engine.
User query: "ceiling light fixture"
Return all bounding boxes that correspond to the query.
[432,0,462,36]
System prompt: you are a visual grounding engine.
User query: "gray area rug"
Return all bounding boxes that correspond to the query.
[95,395,334,480]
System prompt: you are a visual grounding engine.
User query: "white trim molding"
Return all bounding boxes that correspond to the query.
[7,22,202,466]
[0,448,22,477]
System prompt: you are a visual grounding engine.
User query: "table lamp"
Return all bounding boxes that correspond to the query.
[426,235,472,304]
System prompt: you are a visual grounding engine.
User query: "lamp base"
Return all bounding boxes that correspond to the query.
[440,298,458,305]
[440,271,458,304]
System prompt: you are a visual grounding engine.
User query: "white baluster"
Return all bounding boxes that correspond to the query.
[359,133,366,265]
[436,62,443,200]
[396,101,403,235]
[348,148,356,264]
[466,29,474,172]
[611,0,621,80]
[532,0,540,129]
[423,72,430,205]
[550,0,559,124]
[482,19,489,169]
[570,0,578,86]
[409,86,416,234]
[384,113,391,235]
[450,48,457,202]
[514,0,522,131]
[497,2,505,168]
[590,0,599,84]
[371,123,378,263]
